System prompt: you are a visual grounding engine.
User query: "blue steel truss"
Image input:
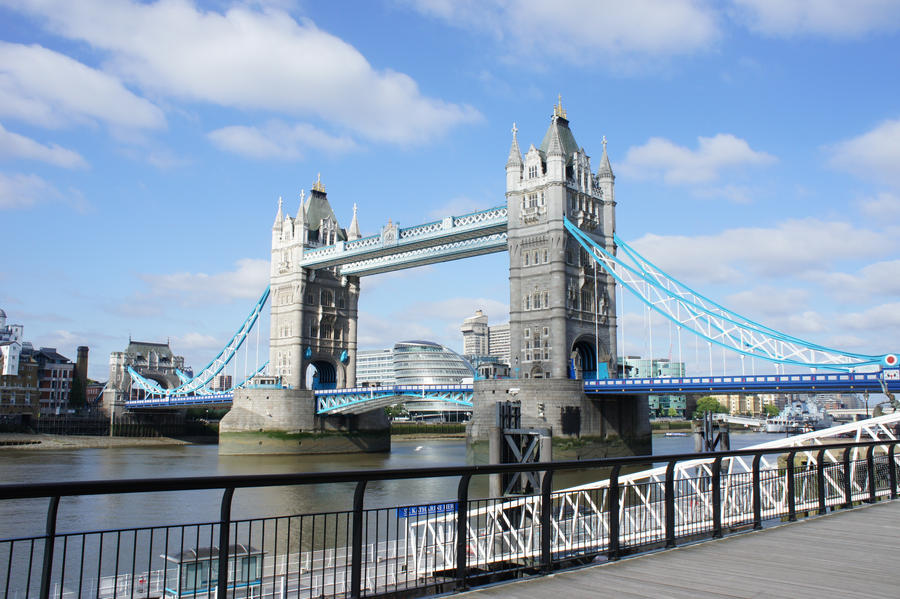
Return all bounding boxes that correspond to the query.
[127,286,270,397]
[564,218,897,372]
[315,385,474,415]
[299,206,508,276]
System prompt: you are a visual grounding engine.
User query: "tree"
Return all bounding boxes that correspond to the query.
[384,403,408,420]
[693,396,728,419]
[763,404,780,417]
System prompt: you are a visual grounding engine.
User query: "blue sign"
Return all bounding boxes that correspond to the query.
[397,502,457,518]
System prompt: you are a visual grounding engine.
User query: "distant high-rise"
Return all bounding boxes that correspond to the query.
[460,310,510,366]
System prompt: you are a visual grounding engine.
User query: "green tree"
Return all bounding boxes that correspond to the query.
[667,406,679,418]
[693,396,728,419]
[763,404,780,417]
[384,403,408,420]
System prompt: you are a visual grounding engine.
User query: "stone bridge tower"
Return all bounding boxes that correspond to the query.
[269,176,361,390]
[505,99,617,381]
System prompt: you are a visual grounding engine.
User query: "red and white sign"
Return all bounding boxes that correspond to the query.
[884,354,898,367]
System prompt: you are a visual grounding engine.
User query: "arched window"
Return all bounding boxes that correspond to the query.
[524,252,529,266]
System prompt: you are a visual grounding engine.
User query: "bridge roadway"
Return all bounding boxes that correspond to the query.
[123,369,900,411]
[456,500,900,599]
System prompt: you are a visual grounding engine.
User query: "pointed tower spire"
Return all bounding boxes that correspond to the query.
[506,122,523,167]
[273,196,283,228]
[348,203,361,241]
[597,135,614,180]
[297,189,306,221]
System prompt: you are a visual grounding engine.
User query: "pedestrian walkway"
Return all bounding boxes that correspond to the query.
[457,500,900,599]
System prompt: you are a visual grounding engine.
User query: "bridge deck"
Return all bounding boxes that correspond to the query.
[457,500,900,599]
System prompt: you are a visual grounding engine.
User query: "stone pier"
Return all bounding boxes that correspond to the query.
[218,388,390,455]
[467,379,651,463]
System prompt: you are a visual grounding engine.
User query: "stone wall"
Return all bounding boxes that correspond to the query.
[219,387,389,455]
[467,379,651,461]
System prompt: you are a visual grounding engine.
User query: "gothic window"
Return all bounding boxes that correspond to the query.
[321,324,332,339]
[525,352,532,361]
[321,290,333,306]
[533,291,541,309]
[543,249,549,263]
[525,296,531,310]
[533,250,539,264]
[524,252,529,266]
[539,192,545,206]
[528,165,538,178]
[542,327,549,337]
[307,293,315,305]
[525,341,531,349]
[542,291,549,308]
[566,250,573,264]
[524,328,531,338]
[338,295,346,309]
[528,193,538,208]
[310,324,318,338]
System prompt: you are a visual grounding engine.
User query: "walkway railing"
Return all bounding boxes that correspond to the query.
[2,437,899,599]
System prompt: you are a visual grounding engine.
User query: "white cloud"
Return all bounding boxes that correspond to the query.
[628,218,893,285]
[139,258,269,305]
[828,119,900,187]
[619,134,775,184]
[176,332,223,351]
[357,311,435,349]
[0,122,87,168]
[858,192,900,220]
[0,172,59,209]
[0,41,165,130]
[405,297,509,323]
[818,261,900,302]
[732,0,900,38]
[404,0,720,63]
[840,302,900,332]
[725,286,811,318]
[208,121,357,160]
[692,184,755,204]
[7,0,479,144]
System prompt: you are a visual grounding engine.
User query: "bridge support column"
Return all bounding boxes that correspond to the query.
[467,379,651,463]
[219,388,390,455]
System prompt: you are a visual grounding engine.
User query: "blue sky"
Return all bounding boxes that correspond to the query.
[1,0,900,381]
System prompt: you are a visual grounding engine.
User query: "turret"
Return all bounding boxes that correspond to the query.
[506,122,523,190]
[597,136,616,241]
[271,196,284,251]
[348,203,361,241]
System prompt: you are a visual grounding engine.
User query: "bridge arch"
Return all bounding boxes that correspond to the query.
[306,358,339,390]
[570,335,611,380]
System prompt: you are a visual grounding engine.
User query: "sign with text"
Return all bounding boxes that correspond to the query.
[397,502,457,518]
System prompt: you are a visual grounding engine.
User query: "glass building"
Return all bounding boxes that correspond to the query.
[618,356,687,417]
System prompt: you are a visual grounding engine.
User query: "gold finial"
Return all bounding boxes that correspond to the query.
[554,94,567,119]
[311,172,325,193]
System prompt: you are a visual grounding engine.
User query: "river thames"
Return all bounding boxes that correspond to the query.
[0,432,775,542]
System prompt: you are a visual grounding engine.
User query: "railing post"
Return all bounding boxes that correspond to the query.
[540,470,554,573]
[664,460,676,548]
[842,446,853,509]
[216,488,234,599]
[786,450,796,522]
[866,445,877,503]
[455,473,471,590]
[817,448,827,515]
[39,495,60,599]
[711,457,722,539]
[351,480,367,599]
[890,444,898,500]
[752,454,762,529]
[607,465,621,561]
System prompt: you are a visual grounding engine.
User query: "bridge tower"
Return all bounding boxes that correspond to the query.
[220,176,388,455]
[469,101,649,461]
[269,177,360,390]
[505,99,617,381]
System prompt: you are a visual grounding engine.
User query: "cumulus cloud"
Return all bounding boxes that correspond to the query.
[5,0,479,144]
[818,261,900,302]
[176,332,223,350]
[0,41,165,130]
[208,121,357,160]
[139,258,270,305]
[0,122,87,168]
[628,219,893,285]
[619,134,776,184]
[828,119,900,187]
[404,0,720,63]
[0,172,59,209]
[858,192,900,220]
[732,0,900,38]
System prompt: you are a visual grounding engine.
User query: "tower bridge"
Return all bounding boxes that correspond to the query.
[113,99,899,455]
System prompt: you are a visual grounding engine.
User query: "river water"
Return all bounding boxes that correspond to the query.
[0,432,776,542]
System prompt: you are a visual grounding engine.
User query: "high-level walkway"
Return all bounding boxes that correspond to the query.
[457,501,900,599]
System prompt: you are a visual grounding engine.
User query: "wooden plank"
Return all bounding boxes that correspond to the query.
[457,501,900,598]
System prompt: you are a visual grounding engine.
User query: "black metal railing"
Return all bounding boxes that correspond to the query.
[1,439,898,599]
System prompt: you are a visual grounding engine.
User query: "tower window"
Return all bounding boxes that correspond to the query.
[524,252,529,266]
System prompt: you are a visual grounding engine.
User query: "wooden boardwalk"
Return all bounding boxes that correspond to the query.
[457,500,900,599]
